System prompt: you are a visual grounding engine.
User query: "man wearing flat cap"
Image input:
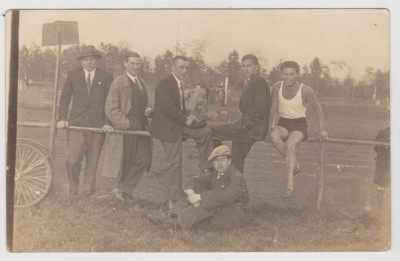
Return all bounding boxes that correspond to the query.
[148,145,250,230]
[57,45,113,201]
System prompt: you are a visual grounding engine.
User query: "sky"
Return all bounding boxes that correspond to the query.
[18,9,389,80]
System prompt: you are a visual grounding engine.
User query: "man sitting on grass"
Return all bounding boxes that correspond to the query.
[268,61,328,199]
[147,145,250,230]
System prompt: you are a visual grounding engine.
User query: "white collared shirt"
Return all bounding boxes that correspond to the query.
[84,69,96,85]
[172,72,184,109]
[126,71,142,90]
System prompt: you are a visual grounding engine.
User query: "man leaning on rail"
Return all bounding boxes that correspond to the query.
[105,51,153,202]
[57,46,113,202]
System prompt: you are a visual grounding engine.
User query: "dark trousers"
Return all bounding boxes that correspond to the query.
[170,198,216,229]
[66,130,105,195]
[212,121,256,173]
[119,135,152,194]
[160,127,214,201]
[170,197,249,230]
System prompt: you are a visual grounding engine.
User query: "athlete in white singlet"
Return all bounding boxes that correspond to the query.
[268,61,328,199]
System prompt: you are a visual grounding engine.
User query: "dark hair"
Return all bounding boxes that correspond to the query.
[241,54,259,65]
[125,51,141,62]
[280,61,300,73]
[172,55,190,64]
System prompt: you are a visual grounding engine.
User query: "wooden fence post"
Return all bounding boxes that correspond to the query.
[317,141,327,211]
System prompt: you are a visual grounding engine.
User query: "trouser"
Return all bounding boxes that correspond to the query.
[66,130,105,196]
[170,198,216,229]
[211,121,256,173]
[118,136,152,194]
[160,127,214,201]
[170,197,249,230]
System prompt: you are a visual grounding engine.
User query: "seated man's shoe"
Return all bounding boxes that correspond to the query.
[145,212,181,230]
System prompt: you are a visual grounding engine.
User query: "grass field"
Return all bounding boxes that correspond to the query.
[11,84,390,252]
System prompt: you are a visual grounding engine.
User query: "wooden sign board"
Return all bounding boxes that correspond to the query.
[42,21,79,46]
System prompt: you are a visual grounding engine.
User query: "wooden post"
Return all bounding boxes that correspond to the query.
[316,141,326,211]
[48,41,61,162]
[224,76,228,106]
[42,20,79,162]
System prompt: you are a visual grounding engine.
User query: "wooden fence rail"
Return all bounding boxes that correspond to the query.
[16,120,390,210]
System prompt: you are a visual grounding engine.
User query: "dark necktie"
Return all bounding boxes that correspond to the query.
[86,72,92,95]
[180,80,186,112]
[134,77,143,90]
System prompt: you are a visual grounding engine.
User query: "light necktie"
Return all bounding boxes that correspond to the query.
[86,72,92,95]
[244,78,250,88]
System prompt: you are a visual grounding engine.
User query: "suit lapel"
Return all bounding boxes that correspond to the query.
[170,75,181,109]
[138,78,148,105]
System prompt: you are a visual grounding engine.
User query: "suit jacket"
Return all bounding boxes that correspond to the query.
[105,73,149,131]
[185,165,249,210]
[58,68,113,127]
[149,74,188,142]
[239,74,271,140]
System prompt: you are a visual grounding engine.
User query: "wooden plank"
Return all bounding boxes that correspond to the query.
[16,121,389,145]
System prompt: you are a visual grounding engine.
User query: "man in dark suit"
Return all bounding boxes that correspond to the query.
[149,56,214,206]
[212,54,271,173]
[146,145,250,230]
[57,45,113,200]
[105,51,153,202]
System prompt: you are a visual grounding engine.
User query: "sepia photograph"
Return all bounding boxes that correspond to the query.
[5,8,391,253]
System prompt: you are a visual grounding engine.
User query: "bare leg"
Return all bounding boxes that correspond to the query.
[269,127,301,174]
[269,126,288,156]
[283,131,304,198]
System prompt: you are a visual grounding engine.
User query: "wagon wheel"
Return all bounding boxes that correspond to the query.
[14,138,53,208]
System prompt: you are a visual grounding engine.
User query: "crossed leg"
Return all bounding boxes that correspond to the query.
[269,126,304,198]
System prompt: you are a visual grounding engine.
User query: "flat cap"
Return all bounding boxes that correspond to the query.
[208,145,231,161]
[76,45,102,60]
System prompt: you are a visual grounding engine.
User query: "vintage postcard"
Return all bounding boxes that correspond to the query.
[5,9,390,253]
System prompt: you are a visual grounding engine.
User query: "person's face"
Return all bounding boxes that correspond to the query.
[282,67,299,86]
[80,56,98,71]
[172,59,190,80]
[241,59,259,78]
[124,56,142,76]
[212,155,231,173]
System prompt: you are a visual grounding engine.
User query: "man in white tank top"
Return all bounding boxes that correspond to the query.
[268,61,328,199]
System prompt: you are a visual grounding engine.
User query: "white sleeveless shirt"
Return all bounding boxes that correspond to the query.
[278,81,306,119]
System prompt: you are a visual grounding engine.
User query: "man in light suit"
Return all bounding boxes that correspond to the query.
[105,51,153,202]
[57,46,113,200]
[149,56,214,208]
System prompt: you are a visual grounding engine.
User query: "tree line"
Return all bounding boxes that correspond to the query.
[18,42,389,100]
